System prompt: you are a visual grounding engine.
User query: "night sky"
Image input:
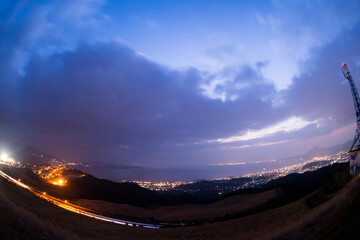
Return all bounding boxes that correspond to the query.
[1,0,360,168]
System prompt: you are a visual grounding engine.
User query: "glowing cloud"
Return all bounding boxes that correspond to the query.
[225,139,295,149]
[214,117,318,143]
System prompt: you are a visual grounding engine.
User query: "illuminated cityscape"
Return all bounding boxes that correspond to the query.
[33,165,68,186]
[1,1,360,239]
[1,148,349,195]
[132,151,348,193]
[132,181,188,192]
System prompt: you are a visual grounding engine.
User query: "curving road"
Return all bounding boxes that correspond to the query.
[0,167,162,229]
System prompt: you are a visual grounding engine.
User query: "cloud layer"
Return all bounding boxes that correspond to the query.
[0,1,360,167]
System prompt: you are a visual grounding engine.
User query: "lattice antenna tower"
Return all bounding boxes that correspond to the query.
[342,63,360,151]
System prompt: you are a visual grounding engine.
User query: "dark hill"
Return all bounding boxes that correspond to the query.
[0,165,202,208]
[1,158,360,239]
[61,171,202,207]
[0,161,351,210]
[265,162,349,195]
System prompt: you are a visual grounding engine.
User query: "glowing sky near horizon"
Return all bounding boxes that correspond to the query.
[1,0,360,167]
[214,117,318,143]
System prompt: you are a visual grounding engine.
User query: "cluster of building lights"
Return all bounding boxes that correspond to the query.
[4,148,347,193]
[237,151,349,189]
[246,152,348,178]
[134,152,349,192]
[133,181,188,191]
[33,165,68,187]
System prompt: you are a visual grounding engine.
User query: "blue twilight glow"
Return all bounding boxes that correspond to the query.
[0,0,360,168]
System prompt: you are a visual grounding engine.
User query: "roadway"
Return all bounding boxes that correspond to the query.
[0,167,162,229]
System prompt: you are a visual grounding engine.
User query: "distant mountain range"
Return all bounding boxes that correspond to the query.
[0,133,353,226]
[278,140,351,164]
[0,133,352,170]
[0,135,63,166]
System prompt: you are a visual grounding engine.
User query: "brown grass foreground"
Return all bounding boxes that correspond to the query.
[72,189,279,222]
[1,170,360,239]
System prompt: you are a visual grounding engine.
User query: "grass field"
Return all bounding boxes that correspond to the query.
[72,188,279,222]
[1,163,360,239]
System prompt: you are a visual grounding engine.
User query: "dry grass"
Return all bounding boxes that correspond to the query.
[73,189,279,221]
[1,168,360,240]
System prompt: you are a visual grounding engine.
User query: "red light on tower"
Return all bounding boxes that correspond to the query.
[342,63,351,79]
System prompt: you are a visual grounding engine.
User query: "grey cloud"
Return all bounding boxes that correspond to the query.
[285,24,360,130]
[1,1,360,167]
[0,41,284,165]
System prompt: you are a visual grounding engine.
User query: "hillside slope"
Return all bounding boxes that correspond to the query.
[1,162,360,239]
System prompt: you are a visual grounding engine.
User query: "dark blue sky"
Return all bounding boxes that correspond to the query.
[1,0,360,167]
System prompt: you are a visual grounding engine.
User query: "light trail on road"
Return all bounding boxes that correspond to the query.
[0,167,162,229]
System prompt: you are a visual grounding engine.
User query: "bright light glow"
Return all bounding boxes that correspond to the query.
[213,117,318,143]
[51,178,67,186]
[1,153,9,162]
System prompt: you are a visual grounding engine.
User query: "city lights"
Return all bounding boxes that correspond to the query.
[51,178,67,186]
[33,166,68,187]
[134,151,349,193]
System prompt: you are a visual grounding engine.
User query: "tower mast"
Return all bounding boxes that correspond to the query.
[342,63,360,175]
[342,63,360,151]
